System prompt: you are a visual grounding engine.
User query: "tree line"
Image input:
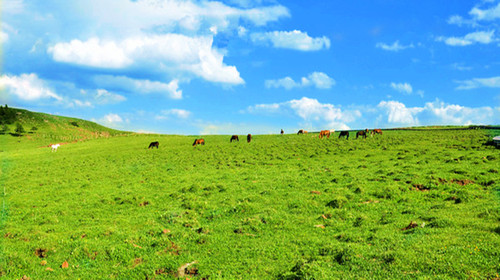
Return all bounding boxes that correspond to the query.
[0,105,33,135]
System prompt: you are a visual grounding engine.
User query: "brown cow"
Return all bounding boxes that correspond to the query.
[247,134,252,143]
[230,135,239,142]
[281,129,284,135]
[193,139,205,146]
[297,129,304,135]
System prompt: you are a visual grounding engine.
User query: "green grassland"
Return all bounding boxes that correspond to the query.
[0,110,499,279]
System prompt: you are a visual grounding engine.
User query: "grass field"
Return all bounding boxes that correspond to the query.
[1,126,499,279]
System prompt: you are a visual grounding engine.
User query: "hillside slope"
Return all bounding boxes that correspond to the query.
[0,105,130,142]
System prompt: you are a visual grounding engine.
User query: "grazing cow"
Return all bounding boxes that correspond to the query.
[281,129,284,135]
[297,129,304,135]
[193,139,205,146]
[338,131,349,140]
[230,135,239,142]
[247,134,252,143]
[51,143,60,152]
[356,129,369,139]
[148,141,159,149]
[304,130,308,134]
[372,129,383,135]
[319,130,331,139]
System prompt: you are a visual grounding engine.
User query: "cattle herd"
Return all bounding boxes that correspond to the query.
[146,129,383,149]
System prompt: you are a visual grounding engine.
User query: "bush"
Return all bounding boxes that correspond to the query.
[15,123,25,134]
[1,124,9,134]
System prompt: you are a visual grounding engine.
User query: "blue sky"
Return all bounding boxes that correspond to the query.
[1,0,499,134]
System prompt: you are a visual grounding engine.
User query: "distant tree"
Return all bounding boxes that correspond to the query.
[0,105,16,124]
[1,124,9,134]
[15,123,25,134]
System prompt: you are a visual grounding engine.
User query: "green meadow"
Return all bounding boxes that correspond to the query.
[0,109,499,279]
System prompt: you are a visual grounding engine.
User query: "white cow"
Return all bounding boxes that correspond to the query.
[51,144,60,152]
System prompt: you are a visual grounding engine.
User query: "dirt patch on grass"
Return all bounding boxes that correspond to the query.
[176,261,198,278]
[438,178,475,186]
[34,248,48,258]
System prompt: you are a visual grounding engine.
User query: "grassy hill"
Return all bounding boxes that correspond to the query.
[0,111,498,278]
[0,106,129,145]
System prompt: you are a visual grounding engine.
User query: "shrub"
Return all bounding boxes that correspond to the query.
[15,123,25,134]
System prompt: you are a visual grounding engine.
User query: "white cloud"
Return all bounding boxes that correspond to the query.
[65,0,289,36]
[469,2,500,21]
[390,82,413,94]
[48,34,244,85]
[423,100,494,125]
[251,30,330,51]
[158,109,192,119]
[0,31,8,43]
[0,73,63,101]
[94,89,126,104]
[375,40,414,51]
[238,26,248,37]
[378,101,423,125]
[3,0,24,14]
[97,113,124,128]
[377,100,496,126]
[436,30,496,46]
[247,97,359,129]
[447,15,477,27]
[94,75,183,99]
[48,38,132,68]
[265,72,335,90]
[71,99,93,108]
[455,76,500,90]
[451,63,472,71]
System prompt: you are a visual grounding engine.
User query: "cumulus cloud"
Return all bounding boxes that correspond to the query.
[455,76,500,90]
[375,40,414,51]
[95,113,127,128]
[48,38,131,68]
[104,113,123,123]
[77,0,289,35]
[94,75,183,99]
[422,100,494,125]
[436,30,496,46]
[469,2,500,21]
[390,82,413,94]
[48,34,244,85]
[0,73,63,101]
[251,30,330,51]
[265,72,335,90]
[378,101,423,125]
[447,2,500,27]
[247,97,360,129]
[378,100,496,126]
